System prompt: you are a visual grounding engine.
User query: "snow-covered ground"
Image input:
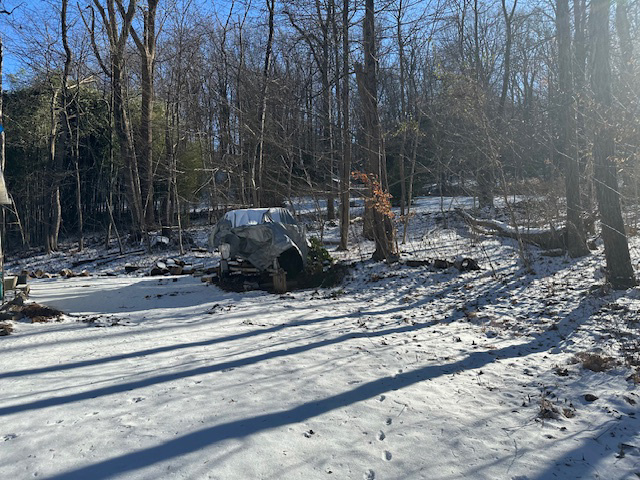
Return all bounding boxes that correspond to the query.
[1,197,639,479]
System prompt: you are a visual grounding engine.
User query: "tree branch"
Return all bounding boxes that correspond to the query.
[0,2,23,15]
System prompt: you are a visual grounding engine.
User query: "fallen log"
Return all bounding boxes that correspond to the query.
[72,248,146,268]
[455,208,566,250]
[403,257,480,272]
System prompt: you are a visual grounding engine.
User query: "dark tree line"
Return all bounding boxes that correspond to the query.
[0,0,637,284]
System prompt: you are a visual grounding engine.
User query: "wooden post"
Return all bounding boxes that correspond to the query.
[272,270,287,294]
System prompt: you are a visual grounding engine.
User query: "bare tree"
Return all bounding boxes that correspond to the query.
[338,0,351,250]
[556,0,588,257]
[128,0,159,229]
[284,0,338,220]
[87,0,144,235]
[590,0,635,288]
[356,0,396,261]
[253,0,276,206]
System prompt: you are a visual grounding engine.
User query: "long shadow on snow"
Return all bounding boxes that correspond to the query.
[5,266,580,408]
[0,282,413,380]
[0,319,440,415]
[0,263,526,381]
[49,280,638,479]
[15,279,636,479]
[46,341,548,480]
[0,254,594,380]
[0,260,499,379]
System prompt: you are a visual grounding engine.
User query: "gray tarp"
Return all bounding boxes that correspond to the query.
[209,208,308,272]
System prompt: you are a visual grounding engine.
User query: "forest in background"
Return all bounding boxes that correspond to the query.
[0,0,638,286]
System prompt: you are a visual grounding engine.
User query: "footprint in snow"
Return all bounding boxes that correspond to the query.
[3,433,17,441]
[385,417,392,426]
[383,451,392,461]
[363,469,375,480]
[377,431,385,441]
[378,395,386,402]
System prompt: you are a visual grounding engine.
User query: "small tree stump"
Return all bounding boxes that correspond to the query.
[272,270,287,294]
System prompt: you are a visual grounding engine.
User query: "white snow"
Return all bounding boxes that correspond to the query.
[1,197,639,480]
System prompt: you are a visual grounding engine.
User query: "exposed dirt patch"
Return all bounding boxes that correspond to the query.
[18,304,64,323]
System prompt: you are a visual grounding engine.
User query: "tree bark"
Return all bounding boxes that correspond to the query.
[253,0,275,207]
[46,87,62,253]
[129,0,158,229]
[61,0,84,251]
[89,0,143,234]
[590,0,636,288]
[338,0,351,251]
[573,0,591,215]
[556,0,588,257]
[473,0,493,209]
[358,0,396,261]
[395,0,408,217]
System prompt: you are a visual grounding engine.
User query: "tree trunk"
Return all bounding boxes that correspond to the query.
[473,0,493,209]
[573,0,591,216]
[556,0,588,257]
[358,0,396,261]
[61,0,84,251]
[254,0,275,207]
[590,0,636,288]
[396,0,408,217]
[130,0,158,229]
[0,36,4,264]
[113,62,144,232]
[46,88,62,253]
[338,0,351,251]
[90,0,143,234]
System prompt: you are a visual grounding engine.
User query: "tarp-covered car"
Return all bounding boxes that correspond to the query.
[209,208,308,276]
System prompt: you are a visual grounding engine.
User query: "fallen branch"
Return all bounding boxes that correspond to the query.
[403,257,480,272]
[72,248,146,268]
[455,208,566,250]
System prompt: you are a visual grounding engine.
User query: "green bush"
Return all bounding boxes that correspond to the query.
[306,237,333,275]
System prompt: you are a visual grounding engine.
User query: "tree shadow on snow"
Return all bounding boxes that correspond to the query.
[36,289,637,479]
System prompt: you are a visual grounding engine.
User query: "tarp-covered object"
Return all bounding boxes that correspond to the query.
[209,208,308,273]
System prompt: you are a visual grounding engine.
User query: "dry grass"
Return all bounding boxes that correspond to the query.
[20,304,64,323]
[0,322,13,336]
[574,352,617,372]
[538,396,560,420]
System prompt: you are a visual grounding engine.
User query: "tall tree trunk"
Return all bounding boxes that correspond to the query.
[46,88,62,253]
[338,0,351,250]
[498,0,516,116]
[62,0,84,251]
[615,0,636,203]
[113,62,144,231]
[557,0,588,257]
[473,0,493,209]
[130,0,158,229]
[358,0,396,261]
[89,0,143,234]
[573,0,591,216]
[590,0,636,288]
[254,0,275,206]
[396,0,408,218]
